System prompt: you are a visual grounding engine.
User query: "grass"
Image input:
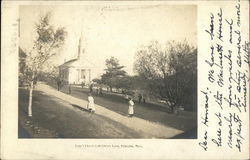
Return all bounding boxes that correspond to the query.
[46,81,197,131]
[18,88,145,138]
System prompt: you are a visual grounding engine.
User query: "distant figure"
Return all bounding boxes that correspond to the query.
[89,83,93,93]
[81,82,85,88]
[142,94,146,104]
[128,97,135,117]
[61,80,64,89]
[68,84,71,94]
[125,94,129,100]
[33,77,37,87]
[138,93,142,104]
[97,87,100,95]
[57,79,61,91]
[99,87,103,95]
[87,93,95,113]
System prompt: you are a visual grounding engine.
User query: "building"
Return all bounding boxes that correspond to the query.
[59,36,94,85]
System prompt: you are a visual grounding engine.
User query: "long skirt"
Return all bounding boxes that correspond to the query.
[87,102,95,111]
[128,106,134,115]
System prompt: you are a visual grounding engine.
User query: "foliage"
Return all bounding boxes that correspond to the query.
[92,78,103,84]
[101,57,127,91]
[20,12,67,117]
[37,65,60,83]
[25,12,67,77]
[19,47,28,86]
[134,40,197,111]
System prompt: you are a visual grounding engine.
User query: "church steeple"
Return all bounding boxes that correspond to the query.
[77,36,82,59]
[77,33,85,60]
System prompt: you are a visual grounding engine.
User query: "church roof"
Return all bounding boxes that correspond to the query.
[59,35,95,68]
[60,58,78,66]
[59,58,95,68]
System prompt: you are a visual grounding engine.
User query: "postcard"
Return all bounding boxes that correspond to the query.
[1,0,249,159]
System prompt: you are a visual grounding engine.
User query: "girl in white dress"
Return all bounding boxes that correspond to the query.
[87,93,95,113]
[128,98,134,117]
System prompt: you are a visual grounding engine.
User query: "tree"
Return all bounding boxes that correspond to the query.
[92,78,103,84]
[115,75,134,93]
[101,57,126,92]
[134,40,197,111]
[37,65,60,83]
[19,47,27,86]
[23,12,67,117]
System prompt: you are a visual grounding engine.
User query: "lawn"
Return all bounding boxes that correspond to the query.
[18,88,146,138]
[47,81,197,132]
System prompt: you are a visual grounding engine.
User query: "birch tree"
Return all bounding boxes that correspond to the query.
[24,12,67,117]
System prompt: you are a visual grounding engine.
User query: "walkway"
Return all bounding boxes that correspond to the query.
[36,82,183,138]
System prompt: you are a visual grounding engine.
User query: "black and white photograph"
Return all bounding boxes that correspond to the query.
[2,0,250,159]
[18,5,197,139]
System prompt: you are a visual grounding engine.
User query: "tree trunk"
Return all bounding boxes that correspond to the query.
[28,75,34,117]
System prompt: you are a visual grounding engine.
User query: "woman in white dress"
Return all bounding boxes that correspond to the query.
[87,93,95,113]
[128,97,134,117]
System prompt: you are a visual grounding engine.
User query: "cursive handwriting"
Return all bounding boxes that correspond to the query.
[242,41,250,64]
[205,13,215,40]
[240,72,248,112]
[205,46,216,83]
[214,91,223,110]
[201,89,210,127]
[224,50,234,83]
[224,113,233,148]
[225,19,233,44]
[212,113,222,147]
[233,113,244,152]
[201,0,248,152]
[215,44,224,87]
[199,131,208,151]
[235,1,241,27]
[217,8,223,41]
[205,46,215,67]
[235,30,242,67]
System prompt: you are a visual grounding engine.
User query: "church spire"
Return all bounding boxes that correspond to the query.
[77,35,82,59]
[77,33,85,60]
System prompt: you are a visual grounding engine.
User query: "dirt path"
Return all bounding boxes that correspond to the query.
[19,89,142,138]
[36,82,183,138]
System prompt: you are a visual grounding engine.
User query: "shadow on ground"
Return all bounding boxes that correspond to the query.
[18,88,145,138]
[71,104,90,113]
[171,127,197,139]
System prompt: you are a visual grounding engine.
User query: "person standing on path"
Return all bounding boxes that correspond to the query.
[68,84,71,94]
[89,83,93,93]
[87,93,95,113]
[128,97,135,117]
[57,79,61,91]
[138,93,142,104]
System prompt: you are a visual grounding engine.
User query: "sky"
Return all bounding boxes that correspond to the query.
[19,4,197,78]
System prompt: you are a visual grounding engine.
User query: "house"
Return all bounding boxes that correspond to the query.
[59,36,94,85]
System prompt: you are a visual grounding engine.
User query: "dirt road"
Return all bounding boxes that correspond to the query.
[35,82,183,138]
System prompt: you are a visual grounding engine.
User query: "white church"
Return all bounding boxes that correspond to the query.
[59,36,94,85]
